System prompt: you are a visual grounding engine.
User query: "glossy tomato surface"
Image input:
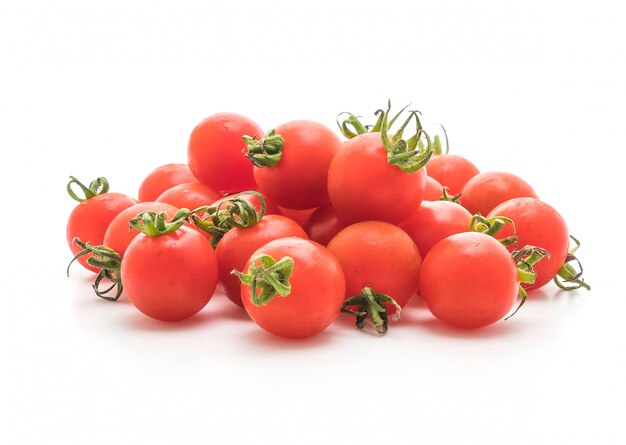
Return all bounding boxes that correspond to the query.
[138,163,197,202]
[426,154,479,195]
[460,171,538,215]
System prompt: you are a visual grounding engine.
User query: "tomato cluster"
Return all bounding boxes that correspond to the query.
[66,103,589,338]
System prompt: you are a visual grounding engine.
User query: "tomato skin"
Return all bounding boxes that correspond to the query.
[66,193,138,272]
[103,202,179,258]
[399,201,472,258]
[328,132,427,224]
[303,203,348,246]
[188,113,263,193]
[423,176,445,201]
[488,198,569,290]
[216,215,308,307]
[138,163,197,202]
[253,120,341,210]
[241,237,345,339]
[460,171,538,216]
[121,226,218,322]
[327,221,421,313]
[426,154,479,195]
[419,232,519,329]
[278,206,316,227]
[156,182,221,210]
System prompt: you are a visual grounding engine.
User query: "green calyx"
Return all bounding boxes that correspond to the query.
[470,214,518,247]
[505,245,551,320]
[419,125,449,155]
[341,287,402,335]
[190,191,266,248]
[554,235,591,291]
[380,101,433,173]
[336,105,410,139]
[243,130,285,168]
[129,208,191,236]
[67,238,123,301]
[232,254,294,306]
[67,176,109,202]
[438,186,462,203]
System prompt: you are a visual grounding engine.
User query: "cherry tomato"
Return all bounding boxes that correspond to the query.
[156,182,221,210]
[249,120,341,210]
[122,225,218,322]
[303,203,348,246]
[460,171,538,216]
[488,198,569,290]
[399,201,472,258]
[423,175,445,201]
[327,221,421,314]
[188,112,262,193]
[239,237,345,338]
[216,215,307,307]
[419,232,520,329]
[103,202,179,257]
[328,132,427,224]
[211,191,281,217]
[426,154,479,195]
[278,207,316,227]
[66,177,137,272]
[138,163,197,202]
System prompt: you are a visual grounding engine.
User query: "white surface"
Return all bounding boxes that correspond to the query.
[2,1,624,444]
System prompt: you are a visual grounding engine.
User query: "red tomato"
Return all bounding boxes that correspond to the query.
[399,201,472,257]
[327,221,421,314]
[138,163,197,202]
[122,225,218,321]
[211,191,281,217]
[328,132,427,224]
[216,215,307,307]
[188,112,262,193]
[278,206,316,227]
[103,202,179,257]
[156,182,221,210]
[303,203,349,246]
[460,171,538,216]
[426,154,479,195]
[250,120,341,210]
[239,237,345,338]
[488,198,569,290]
[419,232,520,329]
[423,175,445,201]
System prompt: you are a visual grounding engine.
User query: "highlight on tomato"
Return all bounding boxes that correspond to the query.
[138,163,197,202]
[155,182,221,210]
[235,237,345,339]
[460,171,538,216]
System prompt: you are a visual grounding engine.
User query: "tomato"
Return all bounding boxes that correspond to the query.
[426,154,479,195]
[399,201,472,257]
[237,237,345,339]
[122,223,218,322]
[327,221,421,331]
[66,177,137,272]
[328,132,427,224]
[303,203,348,246]
[423,175,445,201]
[188,113,262,193]
[156,182,221,210]
[103,202,179,257]
[216,215,307,307]
[247,120,341,210]
[278,207,316,227]
[460,171,538,216]
[419,232,520,329]
[211,191,281,217]
[488,198,571,290]
[138,163,197,202]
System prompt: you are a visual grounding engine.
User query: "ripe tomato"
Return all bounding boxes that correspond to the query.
[426,154,479,195]
[278,206,316,227]
[488,198,571,290]
[122,224,218,322]
[399,201,472,257]
[238,237,345,338]
[327,221,421,325]
[138,163,197,202]
[419,232,520,329]
[216,215,307,307]
[460,171,538,216]
[211,191,281,217]
[156,182,221,210]
[303,203,348,246]
[423,175,445,201]
[66,177,137,272]
[247,120,341,210]
[103,202,179,257]
[188,112,262,193]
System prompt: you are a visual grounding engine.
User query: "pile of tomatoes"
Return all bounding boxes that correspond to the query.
[66,102,589,338]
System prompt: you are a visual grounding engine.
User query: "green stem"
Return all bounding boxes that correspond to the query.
[505,245,551,320]
[232,254,294,306]
[469,214,518,247]
[243,130,285,168]
[438,186,462,203]
[67,176,109,202]
[129,208,190,236]
[67,238,123,301]
[341,287,402,335]
[553,235,591,291]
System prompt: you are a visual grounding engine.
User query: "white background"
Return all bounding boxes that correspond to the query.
[2,1,624,444]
